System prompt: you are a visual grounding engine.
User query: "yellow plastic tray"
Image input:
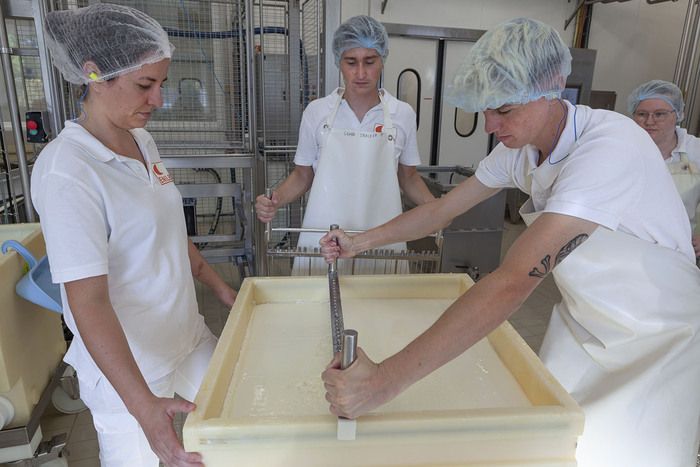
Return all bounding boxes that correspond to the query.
[0,224,65,428]
[184,274,583,466]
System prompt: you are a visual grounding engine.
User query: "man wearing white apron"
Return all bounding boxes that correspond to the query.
[629,80,700,260]
[255,15,434,275]
[320,19,700,467]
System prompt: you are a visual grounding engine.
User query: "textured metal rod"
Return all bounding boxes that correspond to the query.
[328,223,344,353]
[264,188,272,243]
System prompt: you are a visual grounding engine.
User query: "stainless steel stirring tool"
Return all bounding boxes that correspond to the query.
[328,224,345,353]
[327,224,358,363]
[328,224,358,440]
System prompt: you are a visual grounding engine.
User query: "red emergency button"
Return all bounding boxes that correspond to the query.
[27,120,38,130]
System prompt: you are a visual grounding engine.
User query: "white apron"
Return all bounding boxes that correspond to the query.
[668,153,700,231]
[293,89,407,275]
[521,199,700,467]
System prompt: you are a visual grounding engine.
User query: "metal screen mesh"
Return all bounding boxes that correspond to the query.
[254,0,323,148]
[53,0,249,152]
[256,0,322,258]
[0,17,47,224]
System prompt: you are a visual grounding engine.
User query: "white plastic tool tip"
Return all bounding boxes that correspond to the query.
[337,418,357,441]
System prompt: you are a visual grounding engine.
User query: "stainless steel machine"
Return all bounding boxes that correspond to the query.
[406,166,507,281]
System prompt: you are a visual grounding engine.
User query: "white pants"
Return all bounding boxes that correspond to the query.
[78,329,217,467]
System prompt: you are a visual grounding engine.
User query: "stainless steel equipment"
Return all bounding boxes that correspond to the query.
[341,329,358,370]
[406,166,506,280]
[39,0,259,276]
[327,224,345,353]
[264,225,442,276]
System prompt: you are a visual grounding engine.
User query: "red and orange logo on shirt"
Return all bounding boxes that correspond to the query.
[152,162,173,185]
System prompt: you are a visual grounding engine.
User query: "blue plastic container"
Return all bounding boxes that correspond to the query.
[1,240,62,313]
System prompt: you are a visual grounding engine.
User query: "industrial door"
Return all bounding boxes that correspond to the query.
[382,34,490,168]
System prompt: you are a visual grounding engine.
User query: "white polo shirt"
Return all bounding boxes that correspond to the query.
[476,101,694,262]
[669,127,700,227]
[31,121,207,387]
[294,88,422,170]
[669,127,700,165]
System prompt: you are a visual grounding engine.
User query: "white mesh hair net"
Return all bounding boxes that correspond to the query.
[332,15,388,66]
[446,18,572,112]
[627,80,684,121]
[44,3,173,85]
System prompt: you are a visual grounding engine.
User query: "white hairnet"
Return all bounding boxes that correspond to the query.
[627,80,684,121]
[332,15,388,66]
[44,3,173,85]
[446,18,572,112]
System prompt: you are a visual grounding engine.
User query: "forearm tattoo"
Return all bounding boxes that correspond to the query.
[529,255,551,278]
[528,233,589,278]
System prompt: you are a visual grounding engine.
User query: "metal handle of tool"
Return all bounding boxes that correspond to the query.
[341,329,358,369]
[264,188,272,243]
[329,223,339,274]
[328,223,344,353]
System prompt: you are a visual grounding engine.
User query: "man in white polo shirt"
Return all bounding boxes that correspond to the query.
[320,18,700,467]
[255,15,434,275]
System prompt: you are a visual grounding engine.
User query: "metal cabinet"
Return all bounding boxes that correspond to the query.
[405,166,506,280]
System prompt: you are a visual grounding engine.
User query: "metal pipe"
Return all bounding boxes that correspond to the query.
[682,3,700,131]
[0,3,36,221]
[341,329,358,370]
[258,1,267,145]
[246,0,258,155]
[270,226,363,234]
[246,0,266,275]
[264,188,271,243]
[329,223,339,274]
[316,0,321,98]
[268,226,442,237]
[684,2,700,85]
[34,0,65,136]
[236,1,246,142]
[673,0,695,84]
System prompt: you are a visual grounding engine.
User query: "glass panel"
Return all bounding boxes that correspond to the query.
[397,69,420,128]
[454,108,477,137]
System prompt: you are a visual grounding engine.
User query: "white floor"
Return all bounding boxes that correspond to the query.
[3,219,563,466]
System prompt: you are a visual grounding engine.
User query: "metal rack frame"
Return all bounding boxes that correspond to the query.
[263,224,443,276]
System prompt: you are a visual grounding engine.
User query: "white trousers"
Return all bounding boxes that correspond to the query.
[78,329,217,467]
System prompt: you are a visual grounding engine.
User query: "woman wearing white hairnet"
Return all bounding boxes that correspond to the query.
[629,80,700,259]
[320,18,700,467]
[254,15,433,275]
[32,4,237,466]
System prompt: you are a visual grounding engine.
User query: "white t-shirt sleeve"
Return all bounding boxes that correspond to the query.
[474,144,519,189]
[293,107,318,167]
[397,104,421,166]
[545,140,642,230]
[37,173,109,283]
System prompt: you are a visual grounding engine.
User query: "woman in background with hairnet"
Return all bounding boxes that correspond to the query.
[33,4,237,466]
[629,80,700,259]
[320,18,700,466]
[254,15,434,275]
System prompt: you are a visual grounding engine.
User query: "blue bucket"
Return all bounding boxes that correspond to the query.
[1,240,62,313]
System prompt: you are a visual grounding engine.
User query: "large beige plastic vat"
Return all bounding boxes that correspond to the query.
[0,224,65,428]
[184,274,583,466]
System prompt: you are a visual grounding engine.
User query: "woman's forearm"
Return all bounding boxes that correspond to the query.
[188,240,237,307]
